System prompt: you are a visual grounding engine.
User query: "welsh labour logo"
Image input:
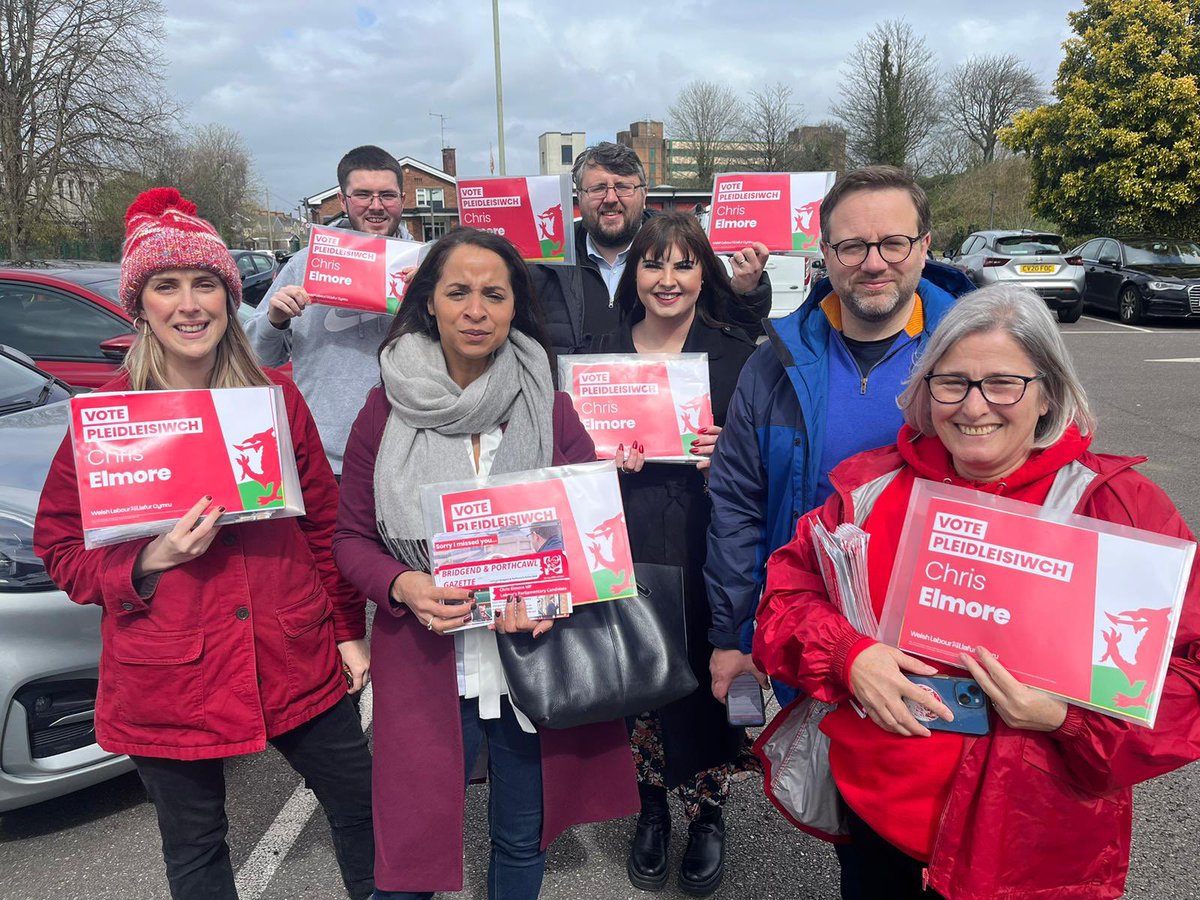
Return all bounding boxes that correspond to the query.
[536,203,565,258]
[793,200,821,251]
[1098,607,1173,710]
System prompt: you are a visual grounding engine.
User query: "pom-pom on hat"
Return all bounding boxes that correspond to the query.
[118,187,242,314]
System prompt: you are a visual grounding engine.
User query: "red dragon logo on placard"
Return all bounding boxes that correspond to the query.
[1099,607,1173,708]
[536,203,565,256]
[584,512,635,595]
[794,200,821,241]
[387,271,405,299]
[678,395,707,437]
[232,428,283,505]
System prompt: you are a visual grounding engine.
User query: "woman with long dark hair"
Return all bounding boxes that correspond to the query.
[333,227,637,899]
[35,189,374,900]
[600,213,758,897]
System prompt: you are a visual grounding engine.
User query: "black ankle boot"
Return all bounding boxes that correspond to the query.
[678,803,725,897]
[627,784,671,891]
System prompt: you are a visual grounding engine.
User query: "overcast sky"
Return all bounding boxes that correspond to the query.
[161,0,1081,215]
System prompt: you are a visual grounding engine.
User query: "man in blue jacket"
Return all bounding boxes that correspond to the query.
[703,165,972,896]
[705,166,972,700]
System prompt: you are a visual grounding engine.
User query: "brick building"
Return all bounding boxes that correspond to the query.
[303,148,460,241]
[617,120,668,186]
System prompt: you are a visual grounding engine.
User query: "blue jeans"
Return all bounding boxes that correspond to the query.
[133,696,374,900]
[374,697,545,900]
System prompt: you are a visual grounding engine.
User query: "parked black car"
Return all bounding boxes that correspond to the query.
[1072,237,1200,325]
[229,250,279,306]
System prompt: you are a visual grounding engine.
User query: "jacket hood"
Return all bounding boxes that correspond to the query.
[895,422,1093,493]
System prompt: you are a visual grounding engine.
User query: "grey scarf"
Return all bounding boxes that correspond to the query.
[374,330,555,571]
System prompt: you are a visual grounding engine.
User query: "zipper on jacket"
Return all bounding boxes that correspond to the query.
[850,332,918,395]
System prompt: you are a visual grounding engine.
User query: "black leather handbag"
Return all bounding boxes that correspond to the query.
[496,562,699,729]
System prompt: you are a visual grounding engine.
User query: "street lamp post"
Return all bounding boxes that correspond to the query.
[492,0,506,175]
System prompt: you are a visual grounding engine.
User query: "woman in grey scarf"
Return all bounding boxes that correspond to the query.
[333,229,638,900]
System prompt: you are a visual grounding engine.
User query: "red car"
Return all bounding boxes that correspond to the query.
[1,262,262,389]
[0,262,134,389]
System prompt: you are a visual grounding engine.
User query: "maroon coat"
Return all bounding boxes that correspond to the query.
[334,387,638,893]
[34,371,365,760]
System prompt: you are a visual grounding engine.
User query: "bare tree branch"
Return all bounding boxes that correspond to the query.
[668,79,741,187]
[830,19,940,171]
[944,54,1044,163]
[0,0,175,259]
[742,82,804,171]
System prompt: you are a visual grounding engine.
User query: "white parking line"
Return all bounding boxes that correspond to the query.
[1080,315,1152,333]
[1146,358,1200,363]
[234,684,374,899]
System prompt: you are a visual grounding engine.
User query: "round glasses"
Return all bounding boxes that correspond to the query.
[924,373,1045,405]
[826,234,924,267]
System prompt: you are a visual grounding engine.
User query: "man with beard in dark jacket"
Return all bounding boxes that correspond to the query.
[530,142,773,355]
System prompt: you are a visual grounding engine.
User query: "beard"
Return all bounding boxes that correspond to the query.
[583,204,641,249]
[837,267,923,325]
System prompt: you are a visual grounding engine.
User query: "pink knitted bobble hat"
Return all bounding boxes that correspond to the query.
[118,187,243,314]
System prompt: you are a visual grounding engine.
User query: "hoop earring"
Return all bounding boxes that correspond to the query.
[132,316,146,330]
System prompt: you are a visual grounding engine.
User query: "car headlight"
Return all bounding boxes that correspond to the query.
[0,510,54,591]
[1147,281,1186,292]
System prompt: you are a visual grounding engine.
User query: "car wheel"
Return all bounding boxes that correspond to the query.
[1118,286,1144,325]
[1057,298,1083,324]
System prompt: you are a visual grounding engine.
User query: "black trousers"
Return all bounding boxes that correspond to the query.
[133,696,374,900]
[844,807,945,899]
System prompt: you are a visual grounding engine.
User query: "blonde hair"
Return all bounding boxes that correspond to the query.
[124,294,271,391]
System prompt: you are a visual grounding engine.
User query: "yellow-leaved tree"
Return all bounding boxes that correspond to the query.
[1004,0,1200,235]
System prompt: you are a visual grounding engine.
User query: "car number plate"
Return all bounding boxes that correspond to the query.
[1019,264,1055,273]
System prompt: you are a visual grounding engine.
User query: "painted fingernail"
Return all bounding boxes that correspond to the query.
[217,506,226,513]
[618,443,624,453]
[205,495,213,501]
[464,615,474,624]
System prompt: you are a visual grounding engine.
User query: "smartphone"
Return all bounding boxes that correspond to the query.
[726,673,766,727]
[904,675,991,735]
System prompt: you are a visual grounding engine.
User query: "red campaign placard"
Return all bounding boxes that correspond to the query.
[70,387,304,547]
[456,174,575,264]
[881,480,1195,726]
[302,226,424,315]
[558,354,712,462]
[707,171,836,253]
[422,463,636,605]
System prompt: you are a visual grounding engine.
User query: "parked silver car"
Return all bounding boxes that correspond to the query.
[0,355,133,813]
[950,230,1086,323]
[718,253,811,319]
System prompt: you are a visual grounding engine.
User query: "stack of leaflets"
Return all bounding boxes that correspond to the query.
[428,520,572,633]
[810,519,877,637]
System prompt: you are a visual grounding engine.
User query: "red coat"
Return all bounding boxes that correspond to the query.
[34,371,365,760]
[333,387,638,893]
[754,425,1200,900]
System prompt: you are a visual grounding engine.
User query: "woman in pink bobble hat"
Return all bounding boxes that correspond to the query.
[34,188,376,900]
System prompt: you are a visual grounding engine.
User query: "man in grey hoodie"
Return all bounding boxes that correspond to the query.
[245,145,414,476]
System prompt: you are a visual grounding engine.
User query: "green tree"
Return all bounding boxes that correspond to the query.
[1005,0,1200,235]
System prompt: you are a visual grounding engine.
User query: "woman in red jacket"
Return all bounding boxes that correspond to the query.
[754,283,1200,899]
[34,190,374,900]
[332,228,637,899]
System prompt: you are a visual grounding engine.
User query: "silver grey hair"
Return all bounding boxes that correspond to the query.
[571,141,646,190]
[899,283,1096,447]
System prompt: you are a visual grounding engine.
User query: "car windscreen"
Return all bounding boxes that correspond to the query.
[1123,241,1200,266]
[0,353,53,412]
[994,236,1065,255]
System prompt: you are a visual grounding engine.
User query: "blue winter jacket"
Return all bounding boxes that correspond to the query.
[703,262,974,662]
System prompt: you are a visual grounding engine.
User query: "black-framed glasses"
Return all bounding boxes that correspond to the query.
[826,234,925,266]
[579,182,645,199]
[345,190,402,205]
[925,373,1045,405]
